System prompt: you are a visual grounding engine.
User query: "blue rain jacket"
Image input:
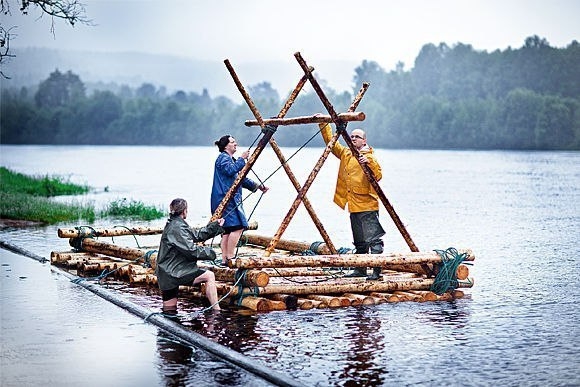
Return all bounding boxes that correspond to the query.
[210,152,259,228]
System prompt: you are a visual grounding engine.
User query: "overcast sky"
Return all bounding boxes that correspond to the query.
[6,0,580,93]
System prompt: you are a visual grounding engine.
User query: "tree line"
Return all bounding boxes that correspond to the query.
[2,36,579,150]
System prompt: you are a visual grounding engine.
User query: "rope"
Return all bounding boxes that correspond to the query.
[112,225,143,248]
[430,247,468,295]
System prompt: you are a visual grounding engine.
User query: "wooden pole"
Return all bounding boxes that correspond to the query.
[244,112,365,127]
[258,69,338,254]
[264,78,371,256]
[210,60,276,221]
[294,51,419,252]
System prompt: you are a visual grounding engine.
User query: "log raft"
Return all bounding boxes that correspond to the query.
[51,231,475,313]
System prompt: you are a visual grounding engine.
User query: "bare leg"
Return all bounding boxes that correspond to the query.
[220,234,230,263]
[193,271,221,310]
[224,229,243,259]
[162,297,178,314]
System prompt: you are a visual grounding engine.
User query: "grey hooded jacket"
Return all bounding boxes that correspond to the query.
[155,215,223,290]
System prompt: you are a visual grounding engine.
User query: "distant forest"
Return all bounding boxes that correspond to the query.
[2,36,579,150]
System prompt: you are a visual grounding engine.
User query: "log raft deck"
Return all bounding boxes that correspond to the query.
[50,53,475,312]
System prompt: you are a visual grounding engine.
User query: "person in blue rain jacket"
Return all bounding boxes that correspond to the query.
[211,134,269,266]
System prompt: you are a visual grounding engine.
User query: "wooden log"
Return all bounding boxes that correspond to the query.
[50,251,100,264]
[456,265,470,280]
[394,291,424,302]
[269,294,298,310]
[308,299,328,309]
[245,234,332,255]
[307,295,342,308]
[262,267,341,277]
[59,225,163,238]
[437,292,453,301]
[58,221,258,238]
[369,292,401,303]
[214,277,474,297]
[235,249,475,269]
[201,265,270,288]
[244,112,365,127]
[451,289,465,299]
[268,300,287,311]
[407,290,438,302]
[235,296,272,312]
[296,298,314,310]
[342,293,376,305]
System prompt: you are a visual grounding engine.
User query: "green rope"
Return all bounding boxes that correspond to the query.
[112,225,143,248]
[430,247,468,295]
[142,249,157,268]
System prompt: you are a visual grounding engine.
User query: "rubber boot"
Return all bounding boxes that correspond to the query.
[344,267,367,277]
[366,267,383,281]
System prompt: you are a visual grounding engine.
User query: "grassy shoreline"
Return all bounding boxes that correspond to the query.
[0,167,165,225]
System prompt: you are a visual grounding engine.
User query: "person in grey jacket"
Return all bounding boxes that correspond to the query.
[156,198,225,315]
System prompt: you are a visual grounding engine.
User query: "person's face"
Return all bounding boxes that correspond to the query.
[350,130,367,150]
[225,137,237,155]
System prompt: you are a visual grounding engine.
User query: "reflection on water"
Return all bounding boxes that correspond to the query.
[2,146,579,386]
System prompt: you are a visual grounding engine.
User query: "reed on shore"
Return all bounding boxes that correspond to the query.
[0,167,164,224]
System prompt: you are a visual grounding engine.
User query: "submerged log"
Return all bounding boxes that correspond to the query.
[234,250,475,269]
[342,293,375,306]
[296,298,314,310]
[307,295,342,308]
[268,300,287,311]
[235,296,272,312]
[394,291,424,302]
[244,112,365,127]
[407,290,438,302]
[369,292,401,303]
[269,294,298,310]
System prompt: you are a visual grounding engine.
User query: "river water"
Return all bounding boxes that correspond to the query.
[1,145,579,386]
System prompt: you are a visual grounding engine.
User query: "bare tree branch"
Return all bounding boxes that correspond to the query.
[0,0,91,78]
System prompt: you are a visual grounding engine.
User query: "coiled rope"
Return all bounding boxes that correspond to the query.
[430,247,468,295]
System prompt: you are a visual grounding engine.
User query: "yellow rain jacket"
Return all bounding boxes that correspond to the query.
[320,123,382,213]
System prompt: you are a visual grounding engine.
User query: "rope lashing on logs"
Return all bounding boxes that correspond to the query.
[74,225,98,238]
[301,242,352,255]
[142,249,157,268]
[111,225,143,248]
[70,226,98,251]
[430,247,469,295]
[234,269,260,306]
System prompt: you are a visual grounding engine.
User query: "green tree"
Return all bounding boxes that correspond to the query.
[34,69,85,108]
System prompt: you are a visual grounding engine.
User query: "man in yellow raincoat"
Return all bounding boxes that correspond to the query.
[319,121,385,280]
